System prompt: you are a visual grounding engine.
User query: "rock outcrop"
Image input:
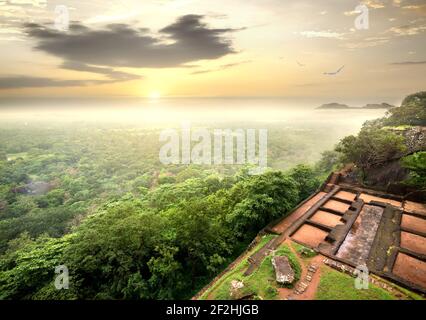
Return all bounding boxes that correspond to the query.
[272,256,295,285]
[229,280,245,299]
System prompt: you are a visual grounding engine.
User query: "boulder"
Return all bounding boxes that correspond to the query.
[272,256,295,285]
[229,280,245,298]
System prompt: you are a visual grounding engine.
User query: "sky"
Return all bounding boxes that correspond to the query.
[0,0,425,102]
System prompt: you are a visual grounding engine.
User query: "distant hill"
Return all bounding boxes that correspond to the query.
[317,102,395,110]
[362,103,395,109]
[317,103,350,109]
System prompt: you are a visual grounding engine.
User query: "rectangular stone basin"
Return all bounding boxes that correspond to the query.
[335,205,384,266]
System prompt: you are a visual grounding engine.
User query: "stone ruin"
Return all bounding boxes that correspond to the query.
[229,280,245,299]
[272,256,295,285]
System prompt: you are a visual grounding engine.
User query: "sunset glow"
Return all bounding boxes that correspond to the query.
[0,0,424,103]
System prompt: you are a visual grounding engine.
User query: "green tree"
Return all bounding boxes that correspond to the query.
[336,128,407,180]
[316,150,341,173]
[384,91,426,126]
[226,171,299,240]
[0,234,73,300]
[64,198,170,299]
[401,152,426,189]
[167,197,234,289]
[288,165,321,201]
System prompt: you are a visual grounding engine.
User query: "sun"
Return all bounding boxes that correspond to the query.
[148,91,161,100]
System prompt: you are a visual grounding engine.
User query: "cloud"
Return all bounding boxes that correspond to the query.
[0,62,143,89]
[0,25,24,41]
[1,14,239,89]
[402,4,426,15]
[344,10,359,16]
[190,60,251,75]
[344,0,387,17]
[190,70,213,75]
[363,0,386,9]
[0,76,114,89]
[343,36,390,49]
[390,60,426,65]
[24,15,238,69]
[60,61,141,81]
[298,30,344,39]
[0,0,46,7]
[387,23,426,35]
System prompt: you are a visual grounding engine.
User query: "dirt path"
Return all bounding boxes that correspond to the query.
[278,241,324,300]
[294,255,323,300]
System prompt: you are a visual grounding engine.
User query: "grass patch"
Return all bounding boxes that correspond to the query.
[275,245,302,288]
[392,285,424,300]
[199,234,277,300]
[239,255,278,300]
[199,237,305,300]
[382,125,413,131]
[315,266,396,300]
[291,241,317,258]
[371,276,425,300]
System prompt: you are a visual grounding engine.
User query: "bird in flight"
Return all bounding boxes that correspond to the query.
[323,65,345,75]
[296,61,306,67]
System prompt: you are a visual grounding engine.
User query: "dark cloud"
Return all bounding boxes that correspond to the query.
[24,15,238,68]
[0,68,143,89]
[0,68,140,89]
[0,76,111,89]
[390,60,426,65]
[60,61,141,81]
[190,69,213,75]
[0,61,143,89]
[0,15,238,89]
[190,60,251,75]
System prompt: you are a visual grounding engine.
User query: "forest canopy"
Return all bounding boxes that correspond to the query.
[0,91,424,299]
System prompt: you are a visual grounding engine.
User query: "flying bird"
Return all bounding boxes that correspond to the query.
[323,65,345,75]
[296,61,305,67]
